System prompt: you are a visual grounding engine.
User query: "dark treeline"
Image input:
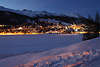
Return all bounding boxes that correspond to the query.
[0,11,33,25]
[82,12,100,41]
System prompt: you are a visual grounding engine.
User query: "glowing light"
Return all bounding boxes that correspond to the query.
[0,32,41,35]
[0,25,7,27]
[18,27,23,30]
[83,51,90,55]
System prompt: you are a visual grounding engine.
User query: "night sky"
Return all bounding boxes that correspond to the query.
[0,0,100,17]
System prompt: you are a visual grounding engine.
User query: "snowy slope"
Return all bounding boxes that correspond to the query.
[0,34,82,57]
[0,6,63,17]
[0,6,22,16]
[0,6,76,24]
[0,37,100,67]
[0,6,76,18]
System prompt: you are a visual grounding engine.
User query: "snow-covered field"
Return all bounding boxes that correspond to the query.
[0,34,99,67]
[0,34,82,59]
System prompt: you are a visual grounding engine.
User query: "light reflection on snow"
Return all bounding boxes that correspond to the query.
[15,49,100,67]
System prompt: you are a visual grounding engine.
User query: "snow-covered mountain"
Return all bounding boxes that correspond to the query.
[0,6,65,17]
[0,6,79,25]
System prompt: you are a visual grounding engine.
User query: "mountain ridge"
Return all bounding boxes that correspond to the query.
[0,6,76,18]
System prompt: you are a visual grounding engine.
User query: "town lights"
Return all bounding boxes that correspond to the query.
[18,27,23,30]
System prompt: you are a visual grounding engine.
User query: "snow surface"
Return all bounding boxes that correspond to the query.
[0,34,82,57]
[0,35,100,67]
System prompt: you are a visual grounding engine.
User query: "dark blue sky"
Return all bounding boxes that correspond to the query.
[0,0,100,16]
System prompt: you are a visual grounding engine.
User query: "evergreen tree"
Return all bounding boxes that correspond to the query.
[95,12,100,33]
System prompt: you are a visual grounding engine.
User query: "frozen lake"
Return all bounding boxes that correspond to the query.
[0,34,83,59]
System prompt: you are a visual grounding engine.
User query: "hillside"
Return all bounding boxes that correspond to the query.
[0,11,33,25]
[0,6,78,25]
[0,6,99,34]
